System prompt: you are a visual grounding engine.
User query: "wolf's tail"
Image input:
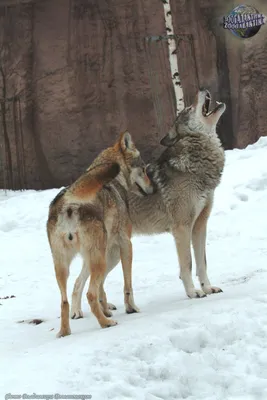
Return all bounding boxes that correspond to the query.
[65,162,120,202]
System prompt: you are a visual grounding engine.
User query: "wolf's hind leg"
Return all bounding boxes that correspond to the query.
[84,228,118,328]
[53,248,75,337]
[86,257,118,328]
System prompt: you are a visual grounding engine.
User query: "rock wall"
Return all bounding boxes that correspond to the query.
[0,0,174,189]
[0,0,267,189]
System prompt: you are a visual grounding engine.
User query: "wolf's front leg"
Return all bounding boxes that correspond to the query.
[120,236,140,314]
[192,205,223,295]
[173,225,206,298]
[71,261,89,319]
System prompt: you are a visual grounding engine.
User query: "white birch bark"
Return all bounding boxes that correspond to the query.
[162,0,184,114]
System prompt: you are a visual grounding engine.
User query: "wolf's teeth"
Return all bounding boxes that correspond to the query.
[216,101,222,105]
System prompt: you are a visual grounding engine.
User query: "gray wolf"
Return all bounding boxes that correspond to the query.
[47,131,154,337]
[71,88,226,316]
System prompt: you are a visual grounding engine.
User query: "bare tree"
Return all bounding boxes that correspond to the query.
[162,0,184,114]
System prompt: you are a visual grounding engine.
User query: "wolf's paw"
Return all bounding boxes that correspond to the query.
[56,328,71,338]
[187,289,207,299]
[103,309,113,317]
[126,303,140,314]
[107,302,117,310]
[71,308,83,319]
[100,319,118,328]
[202,285,223,295]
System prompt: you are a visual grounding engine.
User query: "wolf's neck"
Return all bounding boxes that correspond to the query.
[115,172,129,191]
[111,176,129,206]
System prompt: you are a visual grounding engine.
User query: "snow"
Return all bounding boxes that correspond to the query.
[1,137,267,400]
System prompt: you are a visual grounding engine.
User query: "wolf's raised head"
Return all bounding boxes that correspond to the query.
[160,89,226,147]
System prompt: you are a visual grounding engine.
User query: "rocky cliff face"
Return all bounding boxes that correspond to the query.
[0,0,266,189]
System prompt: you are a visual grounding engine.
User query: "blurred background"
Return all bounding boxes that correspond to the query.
[0,0,266,190]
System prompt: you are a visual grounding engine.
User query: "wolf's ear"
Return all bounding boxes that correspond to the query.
[120,131,139,155]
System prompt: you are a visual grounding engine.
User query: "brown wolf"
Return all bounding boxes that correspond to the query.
[47,131,154,337]
[70,89,226,316]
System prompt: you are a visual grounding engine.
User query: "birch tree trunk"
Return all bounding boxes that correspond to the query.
[162,0,184,114]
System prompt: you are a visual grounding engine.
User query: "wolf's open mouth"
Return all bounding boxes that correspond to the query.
[202,91,223,117]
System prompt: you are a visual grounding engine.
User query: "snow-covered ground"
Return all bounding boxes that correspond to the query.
[1,137,267,400]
